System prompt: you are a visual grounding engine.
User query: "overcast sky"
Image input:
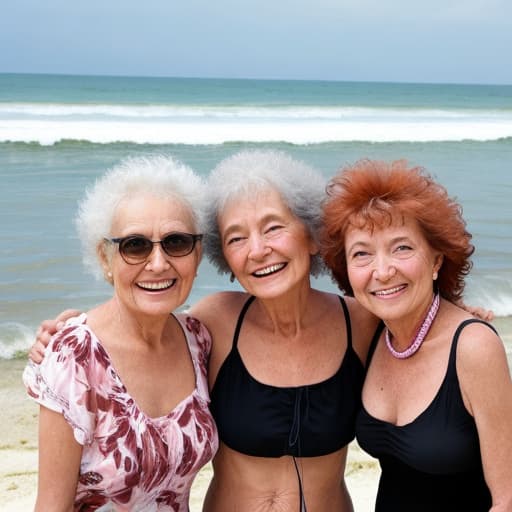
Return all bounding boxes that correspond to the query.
[1,0,511,84]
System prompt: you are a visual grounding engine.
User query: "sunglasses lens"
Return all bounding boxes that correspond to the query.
[119,236,153,261]
[162,233,195,256]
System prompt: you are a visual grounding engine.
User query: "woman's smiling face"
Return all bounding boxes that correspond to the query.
[345,214,443,328]
[218,187,318,300]
[104,194,201,319]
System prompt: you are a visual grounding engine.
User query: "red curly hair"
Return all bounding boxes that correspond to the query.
[320,159,474,302]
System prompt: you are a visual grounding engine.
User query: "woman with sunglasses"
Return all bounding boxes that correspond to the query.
[32,150,376,511]
[23,156,218,511]
[29,151,491,511]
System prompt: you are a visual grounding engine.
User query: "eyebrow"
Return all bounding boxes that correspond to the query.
[347,234,413,254]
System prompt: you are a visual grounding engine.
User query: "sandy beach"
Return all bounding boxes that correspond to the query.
[3,315,511,511]
[0,357,381,512]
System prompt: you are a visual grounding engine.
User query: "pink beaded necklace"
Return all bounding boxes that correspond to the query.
[385,292,440,359]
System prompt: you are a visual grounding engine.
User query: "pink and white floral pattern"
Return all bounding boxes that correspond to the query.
[23,313,218,511]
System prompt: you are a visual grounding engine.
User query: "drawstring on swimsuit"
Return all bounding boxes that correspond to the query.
[292,456,307,512]
[289,387,309,512]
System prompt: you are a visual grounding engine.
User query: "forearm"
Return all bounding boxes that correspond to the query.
[36,406,82,511]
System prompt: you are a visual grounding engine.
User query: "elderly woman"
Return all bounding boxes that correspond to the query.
[186,150,378,511]
[30,150,375,511]
[29,152,496,511]
[321,159,512,511]
[23,156,218,511]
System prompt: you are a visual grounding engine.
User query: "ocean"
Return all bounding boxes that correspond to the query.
[1,73,511,361]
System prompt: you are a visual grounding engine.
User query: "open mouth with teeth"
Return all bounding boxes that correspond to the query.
[136,279,176,291]
[372,284,407,296]
[252,263,286,278]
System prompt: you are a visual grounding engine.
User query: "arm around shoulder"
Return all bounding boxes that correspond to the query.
[29,309,84,363]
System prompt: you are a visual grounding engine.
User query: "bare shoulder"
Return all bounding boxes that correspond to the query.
[455,316,512,424]
[456,319,508,370]
[190,291,250,388]
[190,291,249,328]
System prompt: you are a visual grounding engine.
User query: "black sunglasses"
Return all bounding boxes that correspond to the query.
[105,232,203,264]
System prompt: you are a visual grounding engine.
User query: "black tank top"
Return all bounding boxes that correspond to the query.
[210,295,365,458]
[356,319,495,511]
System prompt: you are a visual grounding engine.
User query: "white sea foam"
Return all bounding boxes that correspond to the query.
[0,322,34,359]
[1,103,512,144]
[1,118,512,145]
[465,273,512,318]
[3,102,508,120]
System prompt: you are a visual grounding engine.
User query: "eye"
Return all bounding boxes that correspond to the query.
[348,249,373,267]
[391,244,414,259]
[264,224,284,236]
[122,236,151,253]
[226,236,245,245]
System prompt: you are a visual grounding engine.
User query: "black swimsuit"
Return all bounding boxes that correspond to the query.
[210,295,365,458]
[356,319,495,511]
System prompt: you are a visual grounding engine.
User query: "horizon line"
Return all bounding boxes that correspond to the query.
[0,71,511,88]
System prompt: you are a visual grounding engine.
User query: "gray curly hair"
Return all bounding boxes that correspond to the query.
[203,149,328,277]
[75,155,206,280]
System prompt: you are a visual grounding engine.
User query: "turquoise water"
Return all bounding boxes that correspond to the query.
[1,73,511,358]
[2,73,512,109]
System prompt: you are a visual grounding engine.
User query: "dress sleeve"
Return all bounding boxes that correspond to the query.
[23,318,98,445]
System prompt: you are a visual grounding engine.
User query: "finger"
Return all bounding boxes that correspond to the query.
[40,319,59,334]
[28,343,45,364]
[56,309,81,323]
[39,331,53,346]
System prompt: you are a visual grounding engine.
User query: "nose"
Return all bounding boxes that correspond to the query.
[145,244,171,272]
[247,234,271,260]
[373,253,396,281]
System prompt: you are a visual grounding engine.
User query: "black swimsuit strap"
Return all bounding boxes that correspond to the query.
[337,295,353,349]
[449,318,498,365]
[232,295,256,349]
[365,321,385,370]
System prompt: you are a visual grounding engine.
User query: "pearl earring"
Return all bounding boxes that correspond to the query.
[433,271,438,280]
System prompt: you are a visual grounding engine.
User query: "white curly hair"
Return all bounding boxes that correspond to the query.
[75,155,206,280]
[203,149,328,277]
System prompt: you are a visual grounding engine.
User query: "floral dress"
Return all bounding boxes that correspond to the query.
[23,313,219,512]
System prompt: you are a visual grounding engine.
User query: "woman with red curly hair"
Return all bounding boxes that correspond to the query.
[321,159,512,511]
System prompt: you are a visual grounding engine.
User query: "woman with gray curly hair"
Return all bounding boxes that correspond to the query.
[30,149,378,511]
[30,151,494,512]
[23,155,218,511]
[188,149,378,512]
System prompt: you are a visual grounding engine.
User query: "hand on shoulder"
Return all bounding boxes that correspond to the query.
[29,309,83,363]
[456,300,494,322]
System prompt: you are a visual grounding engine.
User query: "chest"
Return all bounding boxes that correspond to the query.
[77,388,218,509]
[362,339,450,425]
